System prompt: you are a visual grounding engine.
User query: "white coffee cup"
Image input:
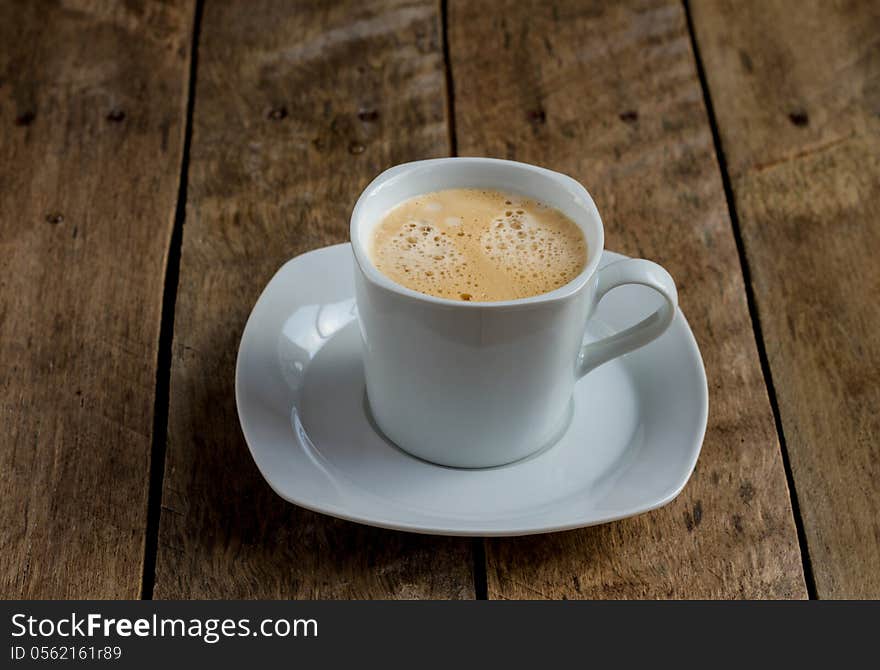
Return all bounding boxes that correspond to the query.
[350,158,677,468]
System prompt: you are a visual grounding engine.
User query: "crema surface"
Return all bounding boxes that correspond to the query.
[369,188,587,302]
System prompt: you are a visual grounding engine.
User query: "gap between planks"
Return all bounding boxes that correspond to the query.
[682,0,817,599]
[141,0,206,600]
[441,0,458,156]
[441,0,487,600]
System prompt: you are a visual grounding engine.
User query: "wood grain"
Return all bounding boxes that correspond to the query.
[449,0,807,598]
[153,0,473,598]
[0,0,195,597]
[690,0,880,598]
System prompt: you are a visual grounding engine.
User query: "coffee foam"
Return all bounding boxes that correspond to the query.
[369,188,587,302]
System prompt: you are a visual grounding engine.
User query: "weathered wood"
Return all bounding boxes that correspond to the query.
[153,0,473,598]
[691,0,880,598]
[0,1,195,597]
[450,0,807,598]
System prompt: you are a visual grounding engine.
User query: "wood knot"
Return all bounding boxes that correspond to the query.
[619,110,638,123]
[683,500,703,532]
[106,108,126,122]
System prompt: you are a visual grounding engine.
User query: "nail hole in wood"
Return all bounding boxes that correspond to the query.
[527,108,546,124]
[15,111,35,126]
[788,110,809,127]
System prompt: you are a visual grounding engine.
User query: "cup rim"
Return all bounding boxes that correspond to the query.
[349,157,605,309]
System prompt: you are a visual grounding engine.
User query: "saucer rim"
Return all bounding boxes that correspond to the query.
[235,244,708,536]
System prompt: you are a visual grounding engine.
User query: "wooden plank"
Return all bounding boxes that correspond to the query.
[0,1,195,597]
[449,0,807,598]
[153,0,473,598]
[690,0,880,598]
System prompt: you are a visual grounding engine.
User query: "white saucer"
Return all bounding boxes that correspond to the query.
[235,244,708,536]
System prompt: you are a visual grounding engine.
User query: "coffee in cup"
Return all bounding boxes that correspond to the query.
[368,188,587,302]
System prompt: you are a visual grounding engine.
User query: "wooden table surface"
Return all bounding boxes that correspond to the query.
[2,0,877,600]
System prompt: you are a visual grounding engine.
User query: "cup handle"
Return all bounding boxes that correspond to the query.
[577,258,678,378]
